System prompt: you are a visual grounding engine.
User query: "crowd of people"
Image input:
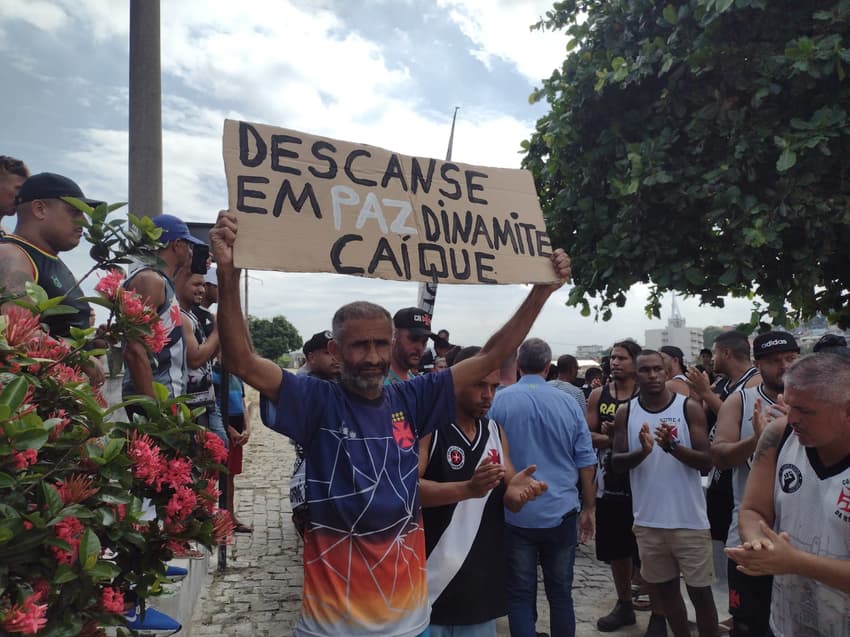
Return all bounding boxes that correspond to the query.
[1,157,849,637]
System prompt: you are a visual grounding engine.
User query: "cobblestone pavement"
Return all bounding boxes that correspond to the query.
[191,400,652,637]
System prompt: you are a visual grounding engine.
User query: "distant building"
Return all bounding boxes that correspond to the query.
[644,295,704,364]
[576,344,604,360]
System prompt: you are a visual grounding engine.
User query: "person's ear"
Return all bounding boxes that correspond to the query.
[30,199,49,220]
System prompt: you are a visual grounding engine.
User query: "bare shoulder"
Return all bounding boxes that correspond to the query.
[744,372,762,388]
[125,268,165,303]
[0,242,36,295]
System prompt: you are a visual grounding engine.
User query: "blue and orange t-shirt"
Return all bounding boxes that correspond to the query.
[267,370,455,637]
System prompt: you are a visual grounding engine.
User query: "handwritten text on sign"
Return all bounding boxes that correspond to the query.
[222,119,557,284]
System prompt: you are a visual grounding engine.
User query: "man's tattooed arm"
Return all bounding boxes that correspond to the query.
[0,245,35,298]
[751,423,783,465]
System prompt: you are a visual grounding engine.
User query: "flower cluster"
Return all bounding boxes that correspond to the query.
[1,593,48,635]
[0,206,233,635]
[95,270,170,353]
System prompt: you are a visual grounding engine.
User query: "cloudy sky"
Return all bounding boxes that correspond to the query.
[0,0,754,356]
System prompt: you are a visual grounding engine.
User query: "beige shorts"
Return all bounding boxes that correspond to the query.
[633,525,714,587]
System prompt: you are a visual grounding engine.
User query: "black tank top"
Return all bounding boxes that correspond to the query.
[1,234,91,338]
[597,382,637,497]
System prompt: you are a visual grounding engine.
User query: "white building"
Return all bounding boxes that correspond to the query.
[576,344,604,360]
[644,296,704,364]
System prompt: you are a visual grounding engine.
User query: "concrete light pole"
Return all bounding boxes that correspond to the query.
[128,0,162,217]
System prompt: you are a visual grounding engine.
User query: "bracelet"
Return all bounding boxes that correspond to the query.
[663,439,679,454]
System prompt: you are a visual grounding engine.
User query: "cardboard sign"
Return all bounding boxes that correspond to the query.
[222,119,557,284]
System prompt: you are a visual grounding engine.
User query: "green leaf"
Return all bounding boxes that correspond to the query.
[685,268,704,285]
[663,4,678,24]
[78,528,101,570]
[0,376,29,413]
[24,281,48,305]
[52,564,78,584]
[718,267,739,286]
[715,0,734,12]
[41,304,79,318]
[776,147,797,172]
[87,560,120,581]
[12,428,49,451]
[0,472,15,488]
[102,438,126,463]
[154,382,171,403]
[42,482,63,518]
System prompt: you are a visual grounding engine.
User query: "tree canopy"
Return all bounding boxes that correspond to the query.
[248,315,302,360]
[524,0,850,328]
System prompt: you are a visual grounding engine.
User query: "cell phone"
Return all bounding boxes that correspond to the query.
[191,243,210,275]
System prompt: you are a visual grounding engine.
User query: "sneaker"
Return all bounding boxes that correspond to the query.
[644,613,668,637]
[124,606,182,635]
[164,564,188,582]
[598,600,637,631]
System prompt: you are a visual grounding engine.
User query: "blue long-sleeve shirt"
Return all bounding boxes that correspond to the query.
[490,374,595,529]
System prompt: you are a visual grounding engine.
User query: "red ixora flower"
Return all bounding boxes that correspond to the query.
[164,456,193,490]
[128,431,166,491]
[56,474,99,504]
[2,306,43,348]
[25,332,71,366]
[165,486,197,521]
[118,289,157,326]
[100,586,125,614]
[10,449,37,471]
[47,409,72,441]
[94,269,125,301]
[1,593,48,635]
[50,516,85,565]
[142,319,170,354]
[203,431,228,465]
[199,479,220,514]
[211,509,236,545]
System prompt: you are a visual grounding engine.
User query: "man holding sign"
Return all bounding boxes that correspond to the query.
[210,207,570,637]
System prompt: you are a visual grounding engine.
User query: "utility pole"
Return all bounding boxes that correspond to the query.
[417,106,459,315]
[128,0,162,217]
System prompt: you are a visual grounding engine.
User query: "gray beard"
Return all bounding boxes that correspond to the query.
[342,369,387,394]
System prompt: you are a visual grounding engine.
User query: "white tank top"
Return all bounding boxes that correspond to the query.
[726,385,775,548]
[627,393,709,530]
[769,430,850,637]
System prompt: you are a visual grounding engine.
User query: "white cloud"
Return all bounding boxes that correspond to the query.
[0,0,69,32]
[0,0,758,352]
[437,0,567,83]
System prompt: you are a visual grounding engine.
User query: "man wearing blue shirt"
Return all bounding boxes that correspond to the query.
[210,211,573,637]
[490,338,596,637]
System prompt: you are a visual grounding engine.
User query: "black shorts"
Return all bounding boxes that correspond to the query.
[595,496,637,563]
[707,470,734,542]
[228,414,245,433]
[727,558,772,634]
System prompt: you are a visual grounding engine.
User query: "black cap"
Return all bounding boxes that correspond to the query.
[303,330,333,355]
[15,172,104,207]
[393,307,436,338]
[752,331,799,359]
[813,333,847,353]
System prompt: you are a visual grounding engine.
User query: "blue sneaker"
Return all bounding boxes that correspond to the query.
[164,564,188,582]
[124,606,181,634]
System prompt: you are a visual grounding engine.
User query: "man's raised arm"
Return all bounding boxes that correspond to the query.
[450,250,571,392]
[209,211,283,401]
